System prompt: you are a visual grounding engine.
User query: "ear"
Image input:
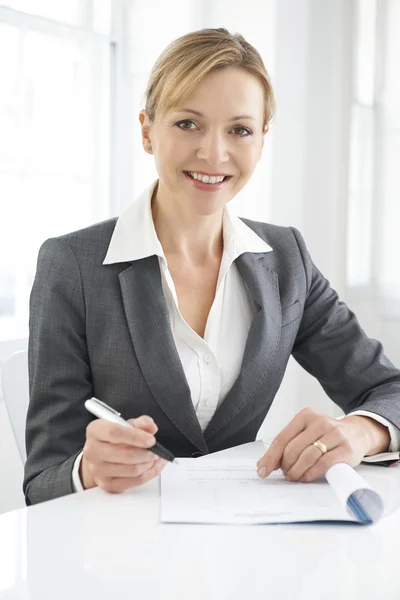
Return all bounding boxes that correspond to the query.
[262,125,269,146]
[258,125,269,159]
[139,109,152,153]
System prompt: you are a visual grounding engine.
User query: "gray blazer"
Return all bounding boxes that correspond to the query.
[24,218,400,505]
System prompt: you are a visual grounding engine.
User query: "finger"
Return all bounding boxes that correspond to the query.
[299,447,347,483]
[280,418,336,474]
[87,442,157,466]
[286,429,344,481]
[257,408,319,477]
[128,416,158,434]
[95,458,167,479]
[285,444,325,481]
[98,458,167,494]
[292,423,358,482]
[87,418,156,448]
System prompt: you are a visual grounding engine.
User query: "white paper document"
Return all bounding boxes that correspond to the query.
[160,442,384,525]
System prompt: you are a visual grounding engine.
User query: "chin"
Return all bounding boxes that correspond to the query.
[193,199,228,216]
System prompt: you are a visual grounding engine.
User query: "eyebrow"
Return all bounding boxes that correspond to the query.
[173,108,256,121]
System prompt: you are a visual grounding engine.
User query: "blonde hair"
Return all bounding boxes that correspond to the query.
[144,28,275,130]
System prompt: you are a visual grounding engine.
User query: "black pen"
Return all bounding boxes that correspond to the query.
[85,397,179,465]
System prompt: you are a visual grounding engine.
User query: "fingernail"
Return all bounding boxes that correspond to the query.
[257,466,267,478]
[145,437,155,447]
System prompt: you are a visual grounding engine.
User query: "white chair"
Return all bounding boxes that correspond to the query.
[1,350,29,463]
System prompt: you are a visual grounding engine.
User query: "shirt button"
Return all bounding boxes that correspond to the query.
[203,353,212,363]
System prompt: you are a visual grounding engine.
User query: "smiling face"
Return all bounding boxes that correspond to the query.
[140,66,267,217]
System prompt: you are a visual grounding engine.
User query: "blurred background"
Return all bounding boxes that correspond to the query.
[0,0,399,514]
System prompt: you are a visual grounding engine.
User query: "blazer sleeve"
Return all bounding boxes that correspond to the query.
[23,237,93,505]
[290,227,400,429]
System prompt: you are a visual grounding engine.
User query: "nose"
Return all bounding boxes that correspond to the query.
[196,131,230,166]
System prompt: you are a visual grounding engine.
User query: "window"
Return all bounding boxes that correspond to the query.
[0,1,112,341]
[348,0,400,312]
[347,0,376,289]
[378,0,400,301]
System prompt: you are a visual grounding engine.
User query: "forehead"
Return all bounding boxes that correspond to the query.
[170,67,264,120]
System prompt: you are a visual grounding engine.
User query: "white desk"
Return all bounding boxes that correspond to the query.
[1,462,400,600]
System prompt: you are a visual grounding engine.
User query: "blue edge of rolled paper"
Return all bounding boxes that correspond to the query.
[347,493,372,524]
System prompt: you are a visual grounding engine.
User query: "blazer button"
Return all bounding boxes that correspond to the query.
[191,452,204,458]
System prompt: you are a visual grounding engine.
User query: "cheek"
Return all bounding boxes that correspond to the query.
[158,136,188,168]
[238,145,261,173]
[154,147,179,177]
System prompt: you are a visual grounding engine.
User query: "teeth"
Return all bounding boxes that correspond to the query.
[188,172,226,184]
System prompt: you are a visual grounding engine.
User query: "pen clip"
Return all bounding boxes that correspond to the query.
[91,398,121,417]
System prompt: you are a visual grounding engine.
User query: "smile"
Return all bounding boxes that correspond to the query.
[183,171,232,191]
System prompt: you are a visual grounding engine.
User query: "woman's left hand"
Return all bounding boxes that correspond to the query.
[256,407,390,483]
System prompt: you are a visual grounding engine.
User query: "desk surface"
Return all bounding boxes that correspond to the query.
[1,462,400,600]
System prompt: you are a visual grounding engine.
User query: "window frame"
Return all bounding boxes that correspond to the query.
[0,1,133,369]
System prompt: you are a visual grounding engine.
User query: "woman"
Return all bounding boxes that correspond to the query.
[24,28,400,505]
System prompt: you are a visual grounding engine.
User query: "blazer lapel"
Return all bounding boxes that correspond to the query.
[118,256,208,453]
[204,252,282,440]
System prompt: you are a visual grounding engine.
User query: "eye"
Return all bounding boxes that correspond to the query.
[175,119,197,130]
[232,126,253,137]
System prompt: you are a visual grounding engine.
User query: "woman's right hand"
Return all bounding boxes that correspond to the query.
[79,415,168,493]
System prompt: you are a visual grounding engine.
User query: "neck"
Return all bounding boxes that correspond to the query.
[151,183,224,266]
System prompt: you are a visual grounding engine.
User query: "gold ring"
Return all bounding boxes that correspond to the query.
[313,440,328,455]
